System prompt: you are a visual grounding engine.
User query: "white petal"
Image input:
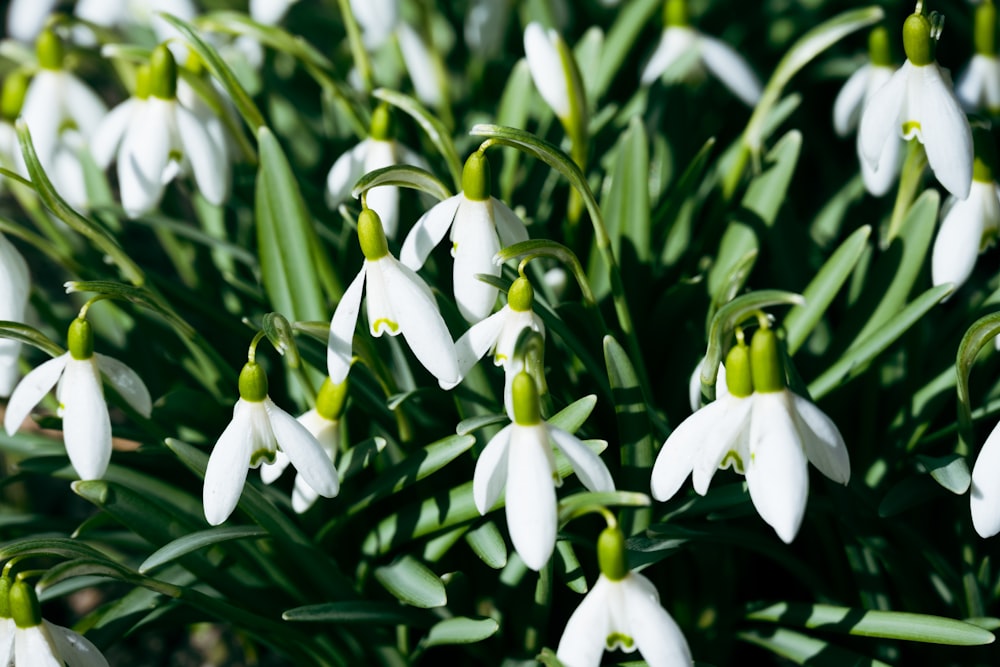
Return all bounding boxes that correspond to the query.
[396,23,442,107]
[119,98,173,217]
[291,469,321,512]
[45,622,109,667]
[95,353,152,418]
[746,392,809,543]
[491,198,530,249]
[0,618,12,665]
[788,392,850,485]
[916,64,973,200]
[382,259,461,388]
[652,396,739,501]
[60,358,111,480]
[972,420,1000,537]
[640,26,696,85]
[203,400,256,525]
[399,194,461,269]
[250,0,298,24]
[548,425,615,492]
[698,34,761,106]
[363,139,400,238]
[4,353,68,435]
[452,198,501,323]
[524,23,570,118]
[473,424,512,513]
[175,104,229,205]
[6,0,59,42]
[327,266,367,384]
[624,573,694,666]
[61,73,108,138]
[266,398,339,498]
[858,127,901,197]
[260,449,290,484]
[326,141,369,205]
[493,309,544,366]
[351,0,399,49]
[691,395,754,495]
[90,99,136,169]
[833,65,873,136]
[21,71,62,165]
[506,423,558,570]
[51,141,89,210]
[556,577,610,667]
[14,625,62,667]
[687,357,727,413]
[455,309,506,377]
[858,64,908,169]
[931,192,984,289]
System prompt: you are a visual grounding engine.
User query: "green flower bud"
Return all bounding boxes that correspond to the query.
[511,372,541,426]
[134,64,152,100]
[238,361,268,402]
[976,0,997,57]
[750,326,785,394]
[664,0,688,27]
[0,577,11,619]
[724,341,753,398]
[462,152,491,201]
[369,103,394,141]
[868,26,892,67]
[358,208,389,260]
[68,318,94,361]
[903,12,934,66]
[507,277,534,312]
[1,70,28,122]
[597,525,628,581]
[36,29,64,71]
[149,44,178,100]
[316,377,348,421]
[973,125,997,183]
[10,581,41,629]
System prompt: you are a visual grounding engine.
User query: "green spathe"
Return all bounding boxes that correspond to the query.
[750,327,784,393]
[597,526,628,581]
[902,12,934,66]
[9,580,41,629]
[358,209,389,260]
[461,152,491,201]
[973,125,997,183]
[238,361,268,402]
[68,318,94,361]
[511,372,541,426]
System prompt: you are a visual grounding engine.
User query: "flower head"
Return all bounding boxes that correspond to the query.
[4,318,152,481]
[328,208,461,389]
[555,526,693,667]
[400,152,529,323]
[204,361,339,525]
[651,328,850,543]
[956,0,1000,115]
[455,275,545,377]
[5,0,57,43]
[473,372,615,570]
[858,10,973,200]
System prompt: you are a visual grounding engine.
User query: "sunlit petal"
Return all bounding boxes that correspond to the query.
[452,198,501,322]
[506,423,557,570]
[203,400,255,525]
[473,424,512,514]
[176,104,229,206]
[267,398,339,498]
[326,140,369,205]
[640,27,695,85]
[455,309,506,377]
[917,64,973,200]
[549,425,614,493]
[90,99,136,169]
[858,63,907,169]
[327,266,367,383]
[119,98,173,216]
[45,621,109,667]
[399,194,461,269]
[833,65,873,136]
[524,23,570,119]
[931,192,985,289]
[972,420,1000,537]
[625,572,694,666]
[4,354,68,435]
[14,624,61,667]
[788,391,850,485]
[555,576,610,666]
[698,34,761,106]
[61,358,111,481]
[691,395,754,495]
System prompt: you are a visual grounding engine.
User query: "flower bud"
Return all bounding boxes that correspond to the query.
[36,29,63,71]
[238,361,269,402]
[369,103,394,141]
[597,525,628,581]
[462,152,491,201]
[868,25,892,68]
[68,318,94,361]
[358,208,389,260]
[1,71,28,122]
[511,371,541,426]
[724,341,753,398]
[507,276,534,312]
[976,0,997,57]
[149,44,178,101]
[903,12,934,66]
[316,377,348,421]
[9,580,41,629]
[750,326,785,394]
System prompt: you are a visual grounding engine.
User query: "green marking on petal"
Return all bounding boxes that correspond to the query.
[606,632,635,650]
[372,318,400,334]
[250,447,277,467]
[721,450,745,474]
[901,120,921,138]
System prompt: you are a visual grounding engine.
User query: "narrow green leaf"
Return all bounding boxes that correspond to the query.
[496,60,533,201]
[374,88,462,190]
[546,395,598,434]
[557,491,651,526]
[917,454,971,495]
[337,436,387,482]
[747,602,997,646]
[0,321,63,358]
[139,526,268,574]
[362,481,479,556]
[956,311,1000,457]
[67,280,197,339]
[352,164,453,203]
[464,521,508,569]
[424,617,499,647]
[283,601,429,625]
[374,556,447,608]
[0,537,115,564]
[739,627,891,666]
[456,413,509,436]
[594,0,661,99]
[496,239,596,306]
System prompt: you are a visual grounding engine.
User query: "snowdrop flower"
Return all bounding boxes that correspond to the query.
[328,208,461,389]
[396,22,445,107]
[4,318,152,481]
[556,525,693,667]
[5,0,57,43]
[91,45,229,217]
[350,0,399,50]
[0,233,29,397]
[0,577,110,667]
[261,378,345,513]
[640,0,761,106]
[833,27,901,196]
[971,408,1000,536]
[859,9,973,200]
[474,372,615,570]
[687,356,727,413]
[204,361,339,525]
[956,0,1000,115]
[400,152,530,323]
[523,22,587,129]
[326,104,427,239]
[651,327,850,543]
[20,30,106,210]
[932,132,1000,290]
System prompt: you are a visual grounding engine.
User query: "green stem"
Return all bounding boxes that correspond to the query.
[884,139,927,247]
[336,0,374,93]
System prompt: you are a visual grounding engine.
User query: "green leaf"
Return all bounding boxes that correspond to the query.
[282,601,429,625]
[423,617,499,647]
[336,436,387,482]
[374,555,447,608]
[956,311,1000,457]
[67,280,197,340]
[0,537,116,564]
[917,454,971,495]
[557,491,651,526]
[0,321,63,358]
[496,239,596,306]
[456,413,509,436]
[496,60,534,200]
[546,395,598,434]
[739,627,891,666]
[374,88,462,190]
[464,521,507,569]
[747,602,997,646]
[594,0,661,99]
[351,164,453,203]
[139,526,268,574]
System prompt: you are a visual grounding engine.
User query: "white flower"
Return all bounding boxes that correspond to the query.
[956,54,1000,115]
[473,373,615,570]
[455,275,544,376]
[395,22,444,107]
[204,362,339,525]
[261,407,340,513]
[400,153,529,323]
[5,0,57,43]
[640,25,761,106]
[3,319,153,481]
[971,418,1000,537]
[0,614,109,667]
[328,209,461,389]
[833,61,901,196]
[350,0,399,50]
[250,0,300,25]
[931,180,1000,290]
[0,234,30,397]
[556,572,692,667]
[523,22,576,120]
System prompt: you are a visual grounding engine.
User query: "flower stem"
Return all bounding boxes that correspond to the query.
[884,139,928,247]
[335,0,374,93]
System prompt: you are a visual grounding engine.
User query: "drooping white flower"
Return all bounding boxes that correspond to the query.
[639,0,760,106]
[0,233,30,397]
[91,45,229,217]
[931,180,1000,290]
[858,11,973,200]
[523,22,577,121]
[4,318,152,481]
[5,0,58,43]
[652,329,850,543]
[956,0,1000,115]
[971,415,1000,537]
[556,526,693,667]
[350,0,399,50]
[328,208,461,389]
[395,22,445,107]
[400,152,529,323]
[474,372,615,570]
[326,105,428,239]
[455,275,545,377]
[204,361,339,525]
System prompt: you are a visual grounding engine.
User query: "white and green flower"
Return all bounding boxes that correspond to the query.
[0,233,29,397]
